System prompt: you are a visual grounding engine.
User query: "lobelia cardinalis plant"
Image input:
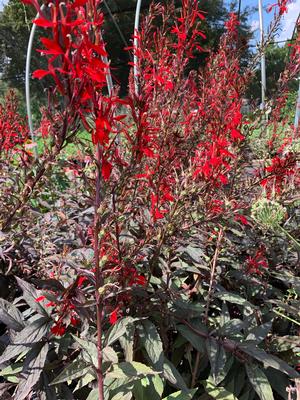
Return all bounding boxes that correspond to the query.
[0,0,299,399]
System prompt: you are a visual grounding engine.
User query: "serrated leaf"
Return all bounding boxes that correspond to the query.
[107,361,158,380]
[106,317,138,346]
[264,368,289,400]
[269,335,300,352]
[103,346,118,364]
[162,388,197,400]
[72,335,98,367]
[219,319,245,337]
[163,358,188,391]
[177,324,206,352]
[245,364,274,400]
[133,375,164,400]
[0,363,23,378]
[50,358,90,385]
[246,321,272,343]
[204,378,238,400]
[86,389,98,400]
[16,277,49,316]
[138,320,164,371]
[111,392,132,400]
[239,343,299,378]
[119,323,135,362]
[0,298,25,331]
[0,317,50,363]
[14,342,49,400]
[206,338,228,385]
[216,292,255,309]
[74,373,95,392]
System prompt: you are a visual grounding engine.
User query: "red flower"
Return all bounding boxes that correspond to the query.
[245,246,268,276]
[234,214,249,225]
[109,308,119,325]
[35,295,46,302]
[51,323,66,336]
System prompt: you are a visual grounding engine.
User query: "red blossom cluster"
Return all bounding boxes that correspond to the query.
[261,153,298,195]
[0,90,29,156]
[36,276,86,336]
[245,246,269,276]
[267,0,290,15]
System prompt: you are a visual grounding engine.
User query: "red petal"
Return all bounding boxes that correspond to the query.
[109,309,118,324]
[32,69,51,79]
[35,295,46,302]
[102,159,112,181]
[33,17,53,27]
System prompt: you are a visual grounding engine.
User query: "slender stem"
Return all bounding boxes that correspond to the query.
[204,228,224,324]
[191,351,200,388]
[273,309,300,327]
[190,228,223,388]
[93,143,104,400]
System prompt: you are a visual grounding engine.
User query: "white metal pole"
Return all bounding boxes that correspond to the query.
[25,6,44,158]
[258,0,266,110]
[133,0,142,96]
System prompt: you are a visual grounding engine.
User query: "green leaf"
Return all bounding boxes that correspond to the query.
[86,389,98,400]
[133,375,164,400]
[206,338,227,385]
[0,363,22,383]
[177,324,206,352]
[50,358,91,385]
[16,277,49,316]
[72,335,98,367]
[216,293,256,309]
[74,372,95,392]
[106,317,138,347]
[219,319,244,337]
[239,343,299,378]
[0,298,25,331]
[162,389,197,400]
[245,364,274,400]
[0,363,23,378]
[264,368,289,400]
[138,320,164,371]
[103,346,118,364]
[246,322,272,343]
[203,378,238,400]
[0,317,50,364]
[111,392,132,400]
[106,361,158,381]
[269,335,300,352]
[163,358,188,391]
[14,342,49,400]
[119,323,135,362]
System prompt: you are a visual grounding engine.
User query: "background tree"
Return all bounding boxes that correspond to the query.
[0,0,252,102]
[247,43,298,101]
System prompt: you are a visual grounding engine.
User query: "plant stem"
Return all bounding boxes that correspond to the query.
[191,351,200,388]
[204,228,224,324]
[94,143,104,400]
[191,228,224,388]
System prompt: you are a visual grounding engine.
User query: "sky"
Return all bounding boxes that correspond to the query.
[243,0,300,44]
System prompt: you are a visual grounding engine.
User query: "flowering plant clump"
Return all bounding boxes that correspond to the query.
[0,0,299,399]
[0,90,30,157]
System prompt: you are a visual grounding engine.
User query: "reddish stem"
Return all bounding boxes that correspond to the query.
[94,143,104,400]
